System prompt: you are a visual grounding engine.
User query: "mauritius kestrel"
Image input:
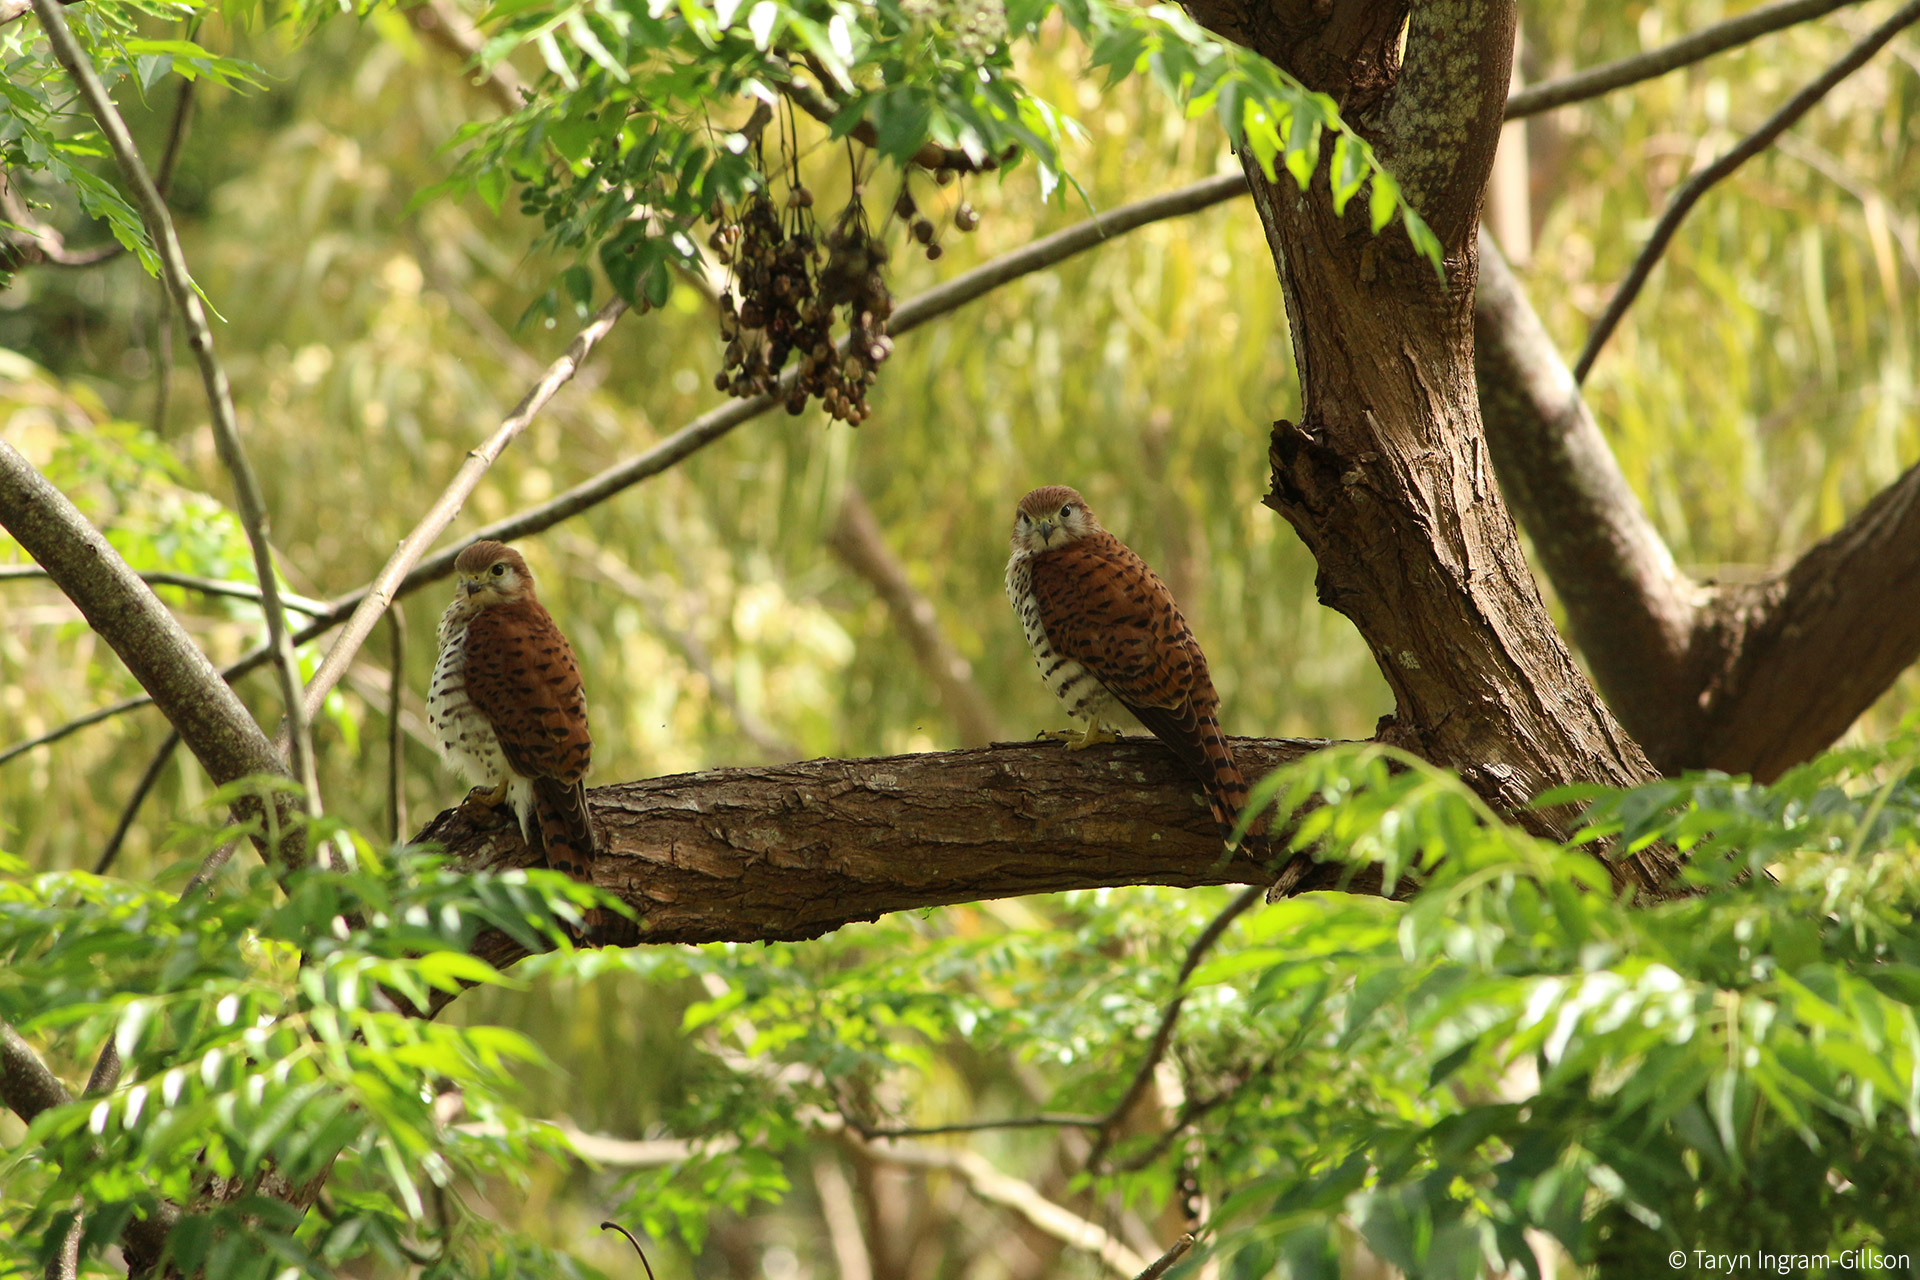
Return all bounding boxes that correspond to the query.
[1005,485,1262,852]
[428,540,607,940]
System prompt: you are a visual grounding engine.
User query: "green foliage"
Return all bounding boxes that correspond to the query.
[1,0,267,282]
[438,0,1441,307]
[0,795,616,1278]
[468,740,1920,1276]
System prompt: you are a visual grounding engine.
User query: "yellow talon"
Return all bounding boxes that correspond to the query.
[1038,724,1119,751]
[466,780,511,808]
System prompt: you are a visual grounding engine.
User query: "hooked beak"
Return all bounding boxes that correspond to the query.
[462,578,483,597]
[1034,519,1056,545]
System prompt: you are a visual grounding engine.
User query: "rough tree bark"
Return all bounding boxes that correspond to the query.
[1476,230,1920,780]
[422,737,1398,976]
[1183,0,1679,889]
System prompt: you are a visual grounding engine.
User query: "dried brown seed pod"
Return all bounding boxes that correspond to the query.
[935,166,956,186]
[912,218,934,245]
[894,189,916,219]
[926,243,943,261]
[955,202,979,231]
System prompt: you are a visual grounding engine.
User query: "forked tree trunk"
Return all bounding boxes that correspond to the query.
[1193,0,1681,891]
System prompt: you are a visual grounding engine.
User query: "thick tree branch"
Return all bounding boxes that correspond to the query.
[1378,0,1516,247]
[1573,0,1920,384]
[424,739,1375,970]
[0,1019,72,1122]
[33,0,320,809]
[1504,0,1866,119]
[1474,229,1702,753]
[1477,233,1920,779]
[829,486,1000,748]
[0,442,302,858]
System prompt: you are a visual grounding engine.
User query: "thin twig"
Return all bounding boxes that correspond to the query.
[94,730,179,874]
[1573,0,1920,384]
[1506,0,1866,119]
[1085,885,1265,1173]
[779,70,1004,173]
[857,1136,1151,1276]
[0,565,330,615]
[32,0,321,813]
[387,610,408,843]
[150,285,173,434]
[1133,1234,1196,1280]
[1,169,1261,761]
[293,295,631,732]
[848,1113,1103,1139]
[598,1223,657,1280]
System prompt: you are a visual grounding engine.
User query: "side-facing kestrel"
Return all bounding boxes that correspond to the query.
[1005,485,1261,852]
[428,540,606,940]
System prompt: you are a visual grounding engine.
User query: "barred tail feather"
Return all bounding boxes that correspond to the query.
[1125,698,1262,853]
[532,777,613,942]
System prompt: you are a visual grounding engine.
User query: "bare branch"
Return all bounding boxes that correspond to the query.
[0,690,157,767]
[388,611,409,843]
[812,1155,874,1280]
[855,1135,1150,1277]
[0,565,331,615]
[1573,0,1920,384]
[1474,229,1702,760]
[1133,1234,1196,1280]
[0,1018,72,1121]
[1084,885,1264,1173]
[1505,0,1866,119]
[1479,232,1920,779]
[95,730,180,874]
[829,486,1000,748]
[32,0,320,810]
[295,295,630,729]
[0,441,303,863]
[849,1114,1102,1139]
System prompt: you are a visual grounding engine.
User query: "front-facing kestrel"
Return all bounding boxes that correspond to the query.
[1005,486,1260,851]
[428,540,606,940]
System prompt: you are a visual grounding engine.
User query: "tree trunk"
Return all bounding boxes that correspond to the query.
[1197,0,1680,890]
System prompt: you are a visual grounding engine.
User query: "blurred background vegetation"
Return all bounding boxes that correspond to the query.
[2,0,1917,1273]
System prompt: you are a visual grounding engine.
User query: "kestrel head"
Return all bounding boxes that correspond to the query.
[1011,486,1101,554]
[452,540,537,607]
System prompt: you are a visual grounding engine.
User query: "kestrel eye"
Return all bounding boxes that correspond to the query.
[491,564,506,576]
[1059,505,1072,519]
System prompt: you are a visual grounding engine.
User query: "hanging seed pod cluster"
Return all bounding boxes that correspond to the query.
[710,182,892,425]
[707,134,983,425]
